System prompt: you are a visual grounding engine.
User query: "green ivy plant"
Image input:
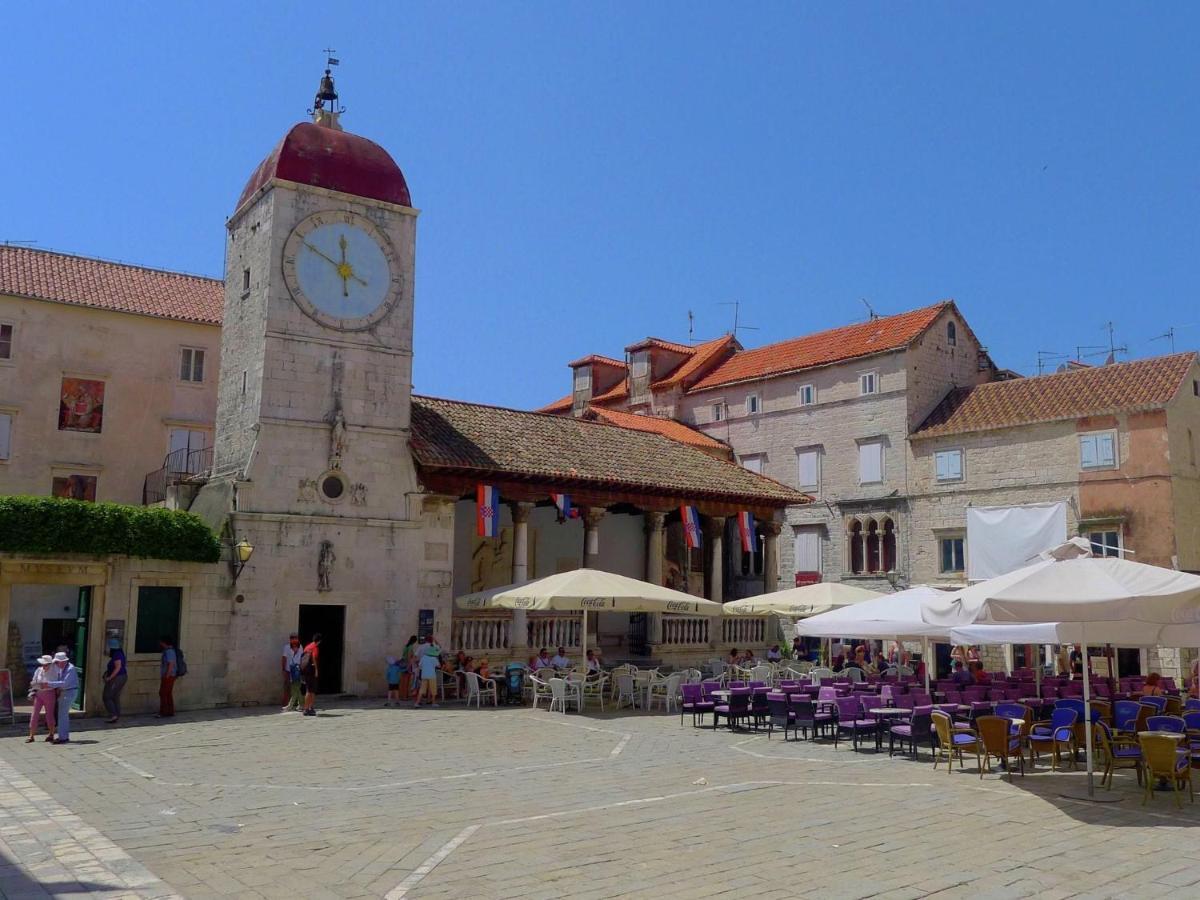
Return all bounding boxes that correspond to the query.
[0,496,221,563]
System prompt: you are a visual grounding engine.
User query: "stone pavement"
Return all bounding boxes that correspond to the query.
[0,700,1198,899]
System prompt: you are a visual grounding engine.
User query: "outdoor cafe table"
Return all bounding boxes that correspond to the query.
[868,707,909,750]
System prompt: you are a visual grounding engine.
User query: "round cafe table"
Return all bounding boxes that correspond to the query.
[868,707,909,750]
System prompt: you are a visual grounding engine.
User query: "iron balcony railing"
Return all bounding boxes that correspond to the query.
[142,445,213,505]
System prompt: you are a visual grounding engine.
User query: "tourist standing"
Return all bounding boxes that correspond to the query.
[415,637,441,708]
[26,655,57,743]
[102,639,128,723]
[157,636,178,718]
[50,652,79,744]
[281,634,303,712]
[301,633,321,717]
[385,656,403,706]
[399,634,417,699]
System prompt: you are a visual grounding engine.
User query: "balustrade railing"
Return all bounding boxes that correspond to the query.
[451,616,511,653]
[660,614,710,647]
[528,615,582,651]
[722,617,765,647]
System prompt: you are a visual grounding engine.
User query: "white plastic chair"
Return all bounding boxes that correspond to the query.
[647,673,683,712]
[610,664,637,699]
[465,671,498,708]
[529,674,552,710]
[581,674,607,711]
[844,666,865,684]
[439,670,461,702]
[809,667,833,685]
[615,673,639,710]
[549,677,568,714]
[750,664,773,685]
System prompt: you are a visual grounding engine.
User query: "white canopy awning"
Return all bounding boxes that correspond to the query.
[794,585,951,639]
[948,621,1200,647]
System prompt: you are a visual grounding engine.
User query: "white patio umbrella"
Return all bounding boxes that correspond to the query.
[726,581,883,617]
[794,585,951,691]
[457,568,723,661]
[924,556,1200,797]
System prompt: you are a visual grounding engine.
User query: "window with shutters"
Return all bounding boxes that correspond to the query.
[134,586,182,654]
[1079,430,1117,470]
[0,322,13,360]
[794,527,822,575]
[741,454,764,474]
[947,321,957,346]
[0,412,11,460]
[859,371,879,396]
[934,448,964,483]
[712,402,724,422]
[858,440,884,484]
[180,347,206,383]
[939,535,966,573]
[798,384,815,406]
[796,448,820,491]
[746,393,761,415]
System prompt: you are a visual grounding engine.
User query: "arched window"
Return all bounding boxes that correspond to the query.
[882,518,896,572]
[848,521,864,574]
[866,520,880,573]
[947,321,957,346]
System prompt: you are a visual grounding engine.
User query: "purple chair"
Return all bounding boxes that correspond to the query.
[1141,695,1168,713]
[1029,708,1078,770]
[766,694,797,740]
[713,691,750,730]
[680,682,714,727]
[728,680,747,690]
[833,696,879,751]
[894,694,916,710]
[1184,699,1200,712]
[889,705,934,759]
[909,692,932,707]
[1146,715,1186,734]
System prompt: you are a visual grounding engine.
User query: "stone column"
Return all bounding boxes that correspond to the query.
[762,522,782,593]
[645,511,667,647]
[707,516,726,605]
[584,507,605,568]
[509,502,534,651]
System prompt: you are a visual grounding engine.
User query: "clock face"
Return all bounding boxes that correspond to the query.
[282,211,401,330]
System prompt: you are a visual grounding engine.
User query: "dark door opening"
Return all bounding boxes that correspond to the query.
[299,604,345,695]
[627,613,648,657]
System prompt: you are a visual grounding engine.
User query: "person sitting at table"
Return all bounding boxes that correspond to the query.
[1142,672,1165,696]
[727,648,741,667]
[550,646,571,669]
[971,661,992,684]
[584,649,601,676]
[951,660,974,686]
[533,648,553,670]
[842,654,864,673]
[791,637,804,659]
[766,644,782,662]
[832,653,845,672]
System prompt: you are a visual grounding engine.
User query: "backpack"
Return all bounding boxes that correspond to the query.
[174,647,188,677]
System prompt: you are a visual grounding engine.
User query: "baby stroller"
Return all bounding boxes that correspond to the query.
[505,664,526,705]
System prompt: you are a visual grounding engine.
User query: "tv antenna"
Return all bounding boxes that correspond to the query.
[861,297,879,321]
[1036,350,1069,376]
[687,309,695,343]
[1150,324,1194,354]
[718,301,758,337]
[2,240,38,246]
[1100,321,1127,362]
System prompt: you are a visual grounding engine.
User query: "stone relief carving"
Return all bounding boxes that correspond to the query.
[350,482,367,506]
[297,478,318,503]
[317,540,336,592]
[329,407,348,469]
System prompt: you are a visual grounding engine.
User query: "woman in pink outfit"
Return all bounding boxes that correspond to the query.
[27,655,57,743]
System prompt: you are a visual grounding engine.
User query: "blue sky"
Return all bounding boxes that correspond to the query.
[10,4,1198,407]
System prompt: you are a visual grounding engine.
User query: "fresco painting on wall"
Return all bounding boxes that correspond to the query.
[58,378,105,433]
[52,474,97,502]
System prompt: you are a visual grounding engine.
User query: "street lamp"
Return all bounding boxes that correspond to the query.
[230,538,254,582]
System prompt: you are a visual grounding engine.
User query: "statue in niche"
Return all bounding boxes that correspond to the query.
[350,482,367,506]
[317,540,336,592]
[297,478,318,503]
[329,407,348,469]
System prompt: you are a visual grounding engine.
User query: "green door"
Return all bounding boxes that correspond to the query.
[74,587,91,710]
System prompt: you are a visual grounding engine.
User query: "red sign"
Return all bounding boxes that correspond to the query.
[794,571,822,587]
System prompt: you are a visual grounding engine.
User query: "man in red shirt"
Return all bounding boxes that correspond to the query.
[301,633,322,717]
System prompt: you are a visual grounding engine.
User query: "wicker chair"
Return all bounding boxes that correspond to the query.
[931,710,981,774]
[1139,733,1194,808]
[976,715,1025,780]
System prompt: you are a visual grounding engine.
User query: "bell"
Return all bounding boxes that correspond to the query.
[315,69,338,106]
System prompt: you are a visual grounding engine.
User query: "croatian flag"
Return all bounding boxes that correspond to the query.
[738,511,758,554]
[680,505,703,550]
[477,484,500,538]
[551,492,577,520]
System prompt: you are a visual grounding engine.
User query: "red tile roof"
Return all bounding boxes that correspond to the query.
[0,245,223,326]
[586,406,729,452]
[537,394,574,414]
[591,380,630,405]
[568,354,626,369]
[914,353,1196,438]
[653,335,739,389]
[410,395,807,506]
[625,336,695,354]
[688,302,952,393]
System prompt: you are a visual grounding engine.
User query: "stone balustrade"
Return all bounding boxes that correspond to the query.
[528,615,582,651]
[451,616,511,653]
[721,616,765,647]
[660,614,711,647]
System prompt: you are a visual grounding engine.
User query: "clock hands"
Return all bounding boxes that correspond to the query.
[302,236,368,298]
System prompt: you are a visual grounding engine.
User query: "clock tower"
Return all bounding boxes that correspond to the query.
[207,65,440,701]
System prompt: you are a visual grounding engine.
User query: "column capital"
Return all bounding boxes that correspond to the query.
[761,521,783,537]
[705,516,726,539]
[510,501,535,524]
[644,510,667,533]
[584,507,607,528]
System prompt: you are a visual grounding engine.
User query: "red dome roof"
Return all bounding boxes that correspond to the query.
[235,122,412,213]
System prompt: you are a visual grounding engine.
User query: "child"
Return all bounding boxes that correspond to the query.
[385,656,403,706]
